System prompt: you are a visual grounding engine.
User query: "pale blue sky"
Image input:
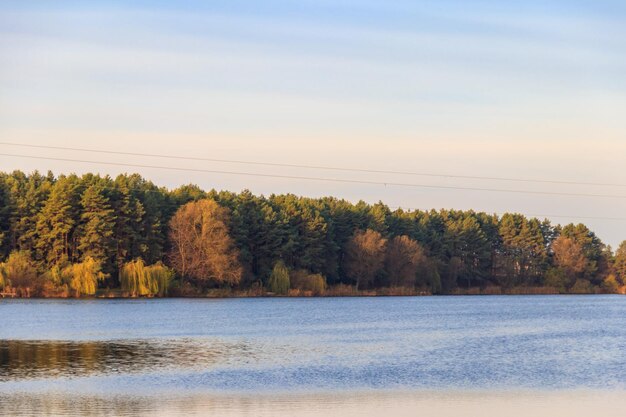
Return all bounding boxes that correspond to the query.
[1,1,625,246]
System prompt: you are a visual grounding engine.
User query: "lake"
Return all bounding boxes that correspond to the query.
[1,296,625,416]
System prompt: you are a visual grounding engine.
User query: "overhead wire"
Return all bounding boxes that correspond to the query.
[3,152,626,200]
[1,141,624,188]
[1,151,625,223]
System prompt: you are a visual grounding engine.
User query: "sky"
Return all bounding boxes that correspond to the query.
[1,0,625,246]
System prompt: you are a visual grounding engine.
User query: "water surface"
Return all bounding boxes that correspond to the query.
[1,296,625,415]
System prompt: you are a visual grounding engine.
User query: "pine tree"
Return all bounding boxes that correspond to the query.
[77,184,116,270]
[35,176,81,266]
[6,171,53,256]
[0,174,10,259]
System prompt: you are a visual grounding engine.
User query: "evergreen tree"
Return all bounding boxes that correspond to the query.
[77,184,116,270]
[35,175,81,266]
[0,174,10,259]
[614,241,626,285]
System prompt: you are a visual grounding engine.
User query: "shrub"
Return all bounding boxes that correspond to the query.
[290,270,326,295]
[325,284,357,296]
[570,279,593,294]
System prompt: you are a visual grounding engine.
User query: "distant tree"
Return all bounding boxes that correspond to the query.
[544,267,569,292]
[552,236,587,287]
[290,269,326,295]
[77,184,116,268]
[35,175,81,266]
[5,171,53,256]
[0,251,40,295]
[444,214,491,288]
[62,257,106,297]
[0,175,10,259]
[552,236,587,275]
[415,257,441,293]
[343,229,387,290]
[384,235,426,287]
[168,199,242,286]
[614,241,626,285]
[442,256,464,292]
[496,214,548,287]
[560,223,604,281]
[601,274,620,293]
[120,258,153,297]
[170,184,207,205]
[120,258,174,297]
[367,202,391,234]
[226,190,286,283]
[268,260,290,295]
[148,262,175,297]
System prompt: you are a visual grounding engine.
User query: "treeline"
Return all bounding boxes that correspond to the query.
[0,170,625,297]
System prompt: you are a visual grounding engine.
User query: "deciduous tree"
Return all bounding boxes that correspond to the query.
[384,235,426,287]
[268,260,290,295]
[343,229,387,290]
[168,199,242,286]
[552,236,587,287]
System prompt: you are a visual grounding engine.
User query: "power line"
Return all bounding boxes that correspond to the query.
[2,152,624,222]
[3,152,626,200]
[1,141,624,188]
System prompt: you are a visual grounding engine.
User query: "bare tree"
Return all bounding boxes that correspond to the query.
[343,229,387,290]
[168,199,242,286]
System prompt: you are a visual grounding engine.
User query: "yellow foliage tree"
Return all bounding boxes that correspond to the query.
[62,257,105,297]
[168,199,242,286]
[147,262,175,297]
[120,259,174,297]
[0,251,40,294]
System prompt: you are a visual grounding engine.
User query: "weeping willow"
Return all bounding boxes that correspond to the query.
[268,260,290,295]
[120,259,174,297]
[62,257,105,297]
[147,262,175,297]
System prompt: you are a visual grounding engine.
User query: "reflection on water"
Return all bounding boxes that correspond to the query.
[0,339,257,379]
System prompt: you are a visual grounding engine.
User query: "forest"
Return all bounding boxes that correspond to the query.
[0,170,625,297]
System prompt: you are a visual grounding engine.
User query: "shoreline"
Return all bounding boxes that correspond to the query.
[2,287,623,300]
[2,293,623,300]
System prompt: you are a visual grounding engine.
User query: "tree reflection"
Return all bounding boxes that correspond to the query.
[0,339,252,379]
